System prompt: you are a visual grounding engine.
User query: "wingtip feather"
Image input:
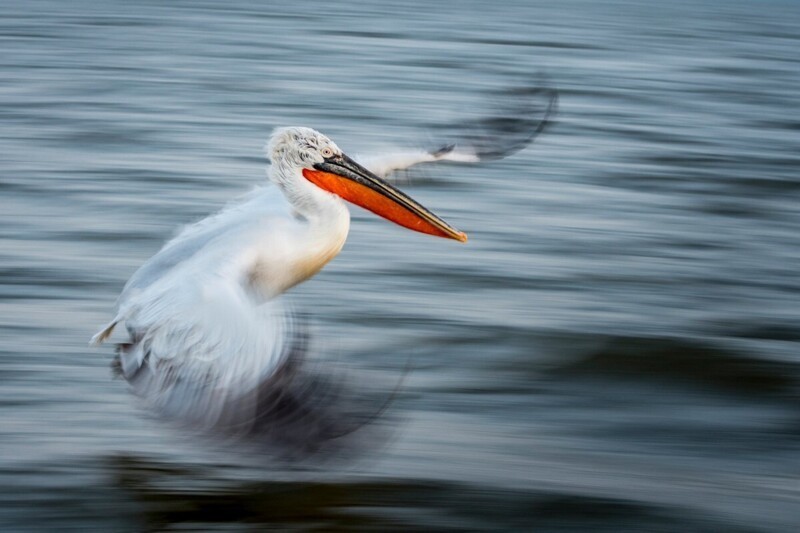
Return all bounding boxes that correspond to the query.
[90,321,118,347]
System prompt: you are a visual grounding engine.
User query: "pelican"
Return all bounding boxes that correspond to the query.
[91,86,556,452]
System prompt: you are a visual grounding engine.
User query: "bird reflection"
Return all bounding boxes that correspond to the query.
[92,81,557,458]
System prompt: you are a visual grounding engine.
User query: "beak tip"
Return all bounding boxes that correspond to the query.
[455,232,468,243]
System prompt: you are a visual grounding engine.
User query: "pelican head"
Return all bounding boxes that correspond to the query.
[267,127,467,242]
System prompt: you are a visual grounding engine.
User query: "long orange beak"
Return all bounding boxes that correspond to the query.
[303,153,467,242]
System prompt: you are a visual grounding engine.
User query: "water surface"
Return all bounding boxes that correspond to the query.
[2,0,800,530]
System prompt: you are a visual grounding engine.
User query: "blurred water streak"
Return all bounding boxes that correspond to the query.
[2,0,800,530]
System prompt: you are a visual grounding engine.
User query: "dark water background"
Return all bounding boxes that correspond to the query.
[3,0,800,530]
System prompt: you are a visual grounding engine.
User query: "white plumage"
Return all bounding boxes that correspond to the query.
[91,86,557,451]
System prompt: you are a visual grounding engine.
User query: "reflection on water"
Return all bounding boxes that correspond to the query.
[107,454,754,532]
[2,0,800,530]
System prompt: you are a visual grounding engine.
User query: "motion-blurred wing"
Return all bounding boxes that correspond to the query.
[110,271,387,455]
[90,188,300,428]
[357,145,481,179]
[113,264,295,434]
[92,188,386,454]
[357,84,558,179]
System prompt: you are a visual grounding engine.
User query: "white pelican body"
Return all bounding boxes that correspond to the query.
[91,87,556,446]
[91,127,473,434]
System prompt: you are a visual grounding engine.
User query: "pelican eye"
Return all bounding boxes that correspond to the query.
[320,147,334,158]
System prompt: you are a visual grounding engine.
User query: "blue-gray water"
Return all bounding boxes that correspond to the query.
[3,0,800,530]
